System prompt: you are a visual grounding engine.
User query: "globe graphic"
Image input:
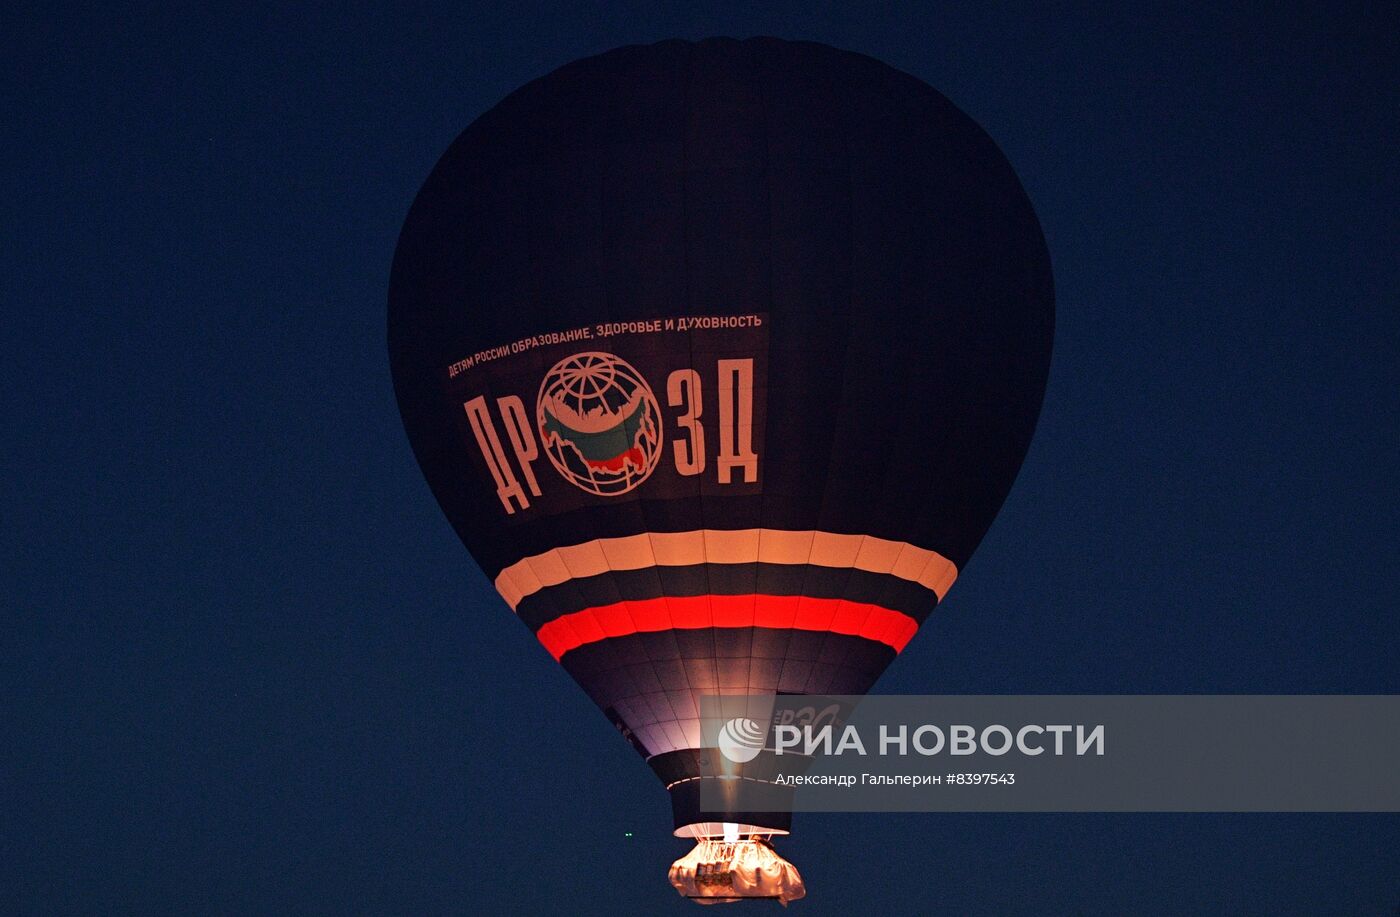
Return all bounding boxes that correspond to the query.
[535,352,662,496]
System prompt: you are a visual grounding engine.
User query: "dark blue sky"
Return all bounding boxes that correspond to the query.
[5,3,1397,914]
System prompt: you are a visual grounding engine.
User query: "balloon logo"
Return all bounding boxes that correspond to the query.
[535,352,662,496]
[717,717,768,764]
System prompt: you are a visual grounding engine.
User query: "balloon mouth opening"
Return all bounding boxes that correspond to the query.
[674,821,790,840]
[669,834,806,906]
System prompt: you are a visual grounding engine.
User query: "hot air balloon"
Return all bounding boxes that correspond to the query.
[388,37,1053,905]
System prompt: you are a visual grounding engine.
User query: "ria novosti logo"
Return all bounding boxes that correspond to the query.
[717,717,768,764]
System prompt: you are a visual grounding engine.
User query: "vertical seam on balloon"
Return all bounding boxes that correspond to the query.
[844,535,887,657]
[758,35,785,696]
[800,67,861,696]
[671,40,709,740]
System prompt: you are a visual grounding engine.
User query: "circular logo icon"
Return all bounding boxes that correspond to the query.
[717,717,767,764]
[536,351,662,496]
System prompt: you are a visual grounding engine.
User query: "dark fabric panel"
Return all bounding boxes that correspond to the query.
[666,777,794,836]
[390,36,1053,579]
[559,626,897,759]
[514,562,941,629]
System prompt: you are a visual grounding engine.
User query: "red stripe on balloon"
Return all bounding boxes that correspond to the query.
[535,595,920,661]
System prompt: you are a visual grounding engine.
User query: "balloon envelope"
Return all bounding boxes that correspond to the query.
[389,37,1053,837]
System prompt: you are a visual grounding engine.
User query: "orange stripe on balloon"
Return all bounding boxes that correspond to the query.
[494,529,959,611]
[535,594,919,661]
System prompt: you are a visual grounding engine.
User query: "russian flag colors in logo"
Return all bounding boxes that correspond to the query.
[536,352,662,496]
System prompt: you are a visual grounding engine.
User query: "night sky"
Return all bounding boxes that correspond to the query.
[6,3,1398,915]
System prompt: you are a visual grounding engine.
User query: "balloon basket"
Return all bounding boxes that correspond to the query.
[669,836,806,906]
